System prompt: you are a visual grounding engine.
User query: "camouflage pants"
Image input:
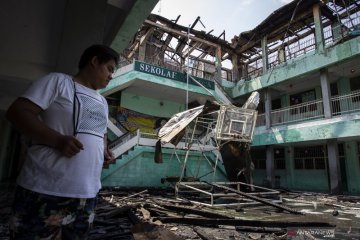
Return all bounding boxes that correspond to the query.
[9,186,97,240]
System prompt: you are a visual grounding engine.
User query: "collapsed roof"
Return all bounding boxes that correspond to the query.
[123,0,359,66]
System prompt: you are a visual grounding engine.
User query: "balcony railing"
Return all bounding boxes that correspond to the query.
[271,99,324,126]
[243,12,360,81]
[331,90,360,116]
[256,91,360,127]
[256,113,266,126]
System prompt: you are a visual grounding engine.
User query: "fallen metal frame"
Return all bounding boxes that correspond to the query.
[175,181,282,207]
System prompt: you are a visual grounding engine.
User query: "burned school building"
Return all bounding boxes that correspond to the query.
[1,0,360,196]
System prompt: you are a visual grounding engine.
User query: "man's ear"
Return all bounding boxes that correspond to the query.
[90,56,99,68]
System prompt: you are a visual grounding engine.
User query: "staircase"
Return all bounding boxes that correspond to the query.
[101,145,149,181]
[103,122,225,183]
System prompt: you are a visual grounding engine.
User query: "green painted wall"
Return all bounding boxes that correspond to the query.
[102,146,228,188]
[232,36,360,97]
[292,170,329,192]
[253,170,266,185]
[252,116,360,146]
[110,0,159,53]
[274,170,287,188]
[121,91,184,118]
[344,141,360,194]
[338,77,350,95]
[102,70,214,98]
[254,165,329,191]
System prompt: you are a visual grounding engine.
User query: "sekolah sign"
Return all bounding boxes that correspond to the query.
[134,60,215,90]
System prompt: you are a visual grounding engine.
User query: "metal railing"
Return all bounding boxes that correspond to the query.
[331,90,360,116]
[285,35,316,61]
[271,99,324,126]
[255,91,360,127]
[256,113,266,126]
[255,100,324,127]
[109,128,218,159]
[242,12,360,82]
[142,56,234,82]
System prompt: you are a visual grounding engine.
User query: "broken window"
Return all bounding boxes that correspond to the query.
[251,148,266,169]
[274,148,285,169]
[350,76,360,103]
[294,145,327,170]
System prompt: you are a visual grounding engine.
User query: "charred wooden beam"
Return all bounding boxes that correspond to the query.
[97,205,139,219]
[156,216,336,228]
[148,203,233,219]
[235,226,286,234]
[145,19,218,48]
[128,27,154,59]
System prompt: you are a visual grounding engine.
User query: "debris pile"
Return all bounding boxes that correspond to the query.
[1,187,360,239]
[89,188,360,239]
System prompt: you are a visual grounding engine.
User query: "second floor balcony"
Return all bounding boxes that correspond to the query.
[256,90,360,127]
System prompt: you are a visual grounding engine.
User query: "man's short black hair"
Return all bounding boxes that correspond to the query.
[78,44,119,69]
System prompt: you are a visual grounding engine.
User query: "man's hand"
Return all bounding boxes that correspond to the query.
[104,148,115,164]
[56,135,84,158]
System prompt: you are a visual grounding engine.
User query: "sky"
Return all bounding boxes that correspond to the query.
[151,0,293,41]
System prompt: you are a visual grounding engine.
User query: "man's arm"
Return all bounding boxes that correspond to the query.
[104,133,114,164]
[6,98,83,157]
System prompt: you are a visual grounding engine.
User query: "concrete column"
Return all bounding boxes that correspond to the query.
[285,146,294,189]
[215,46,222,82]
[231,54,239,82]
[320,69,332,118]
[261,36,268,74]
[344,142,360,194]
[313,4,325,54]
[242,63,248,79]
[327,139,342,194]
[264,88,272,129]
[266,145,275,188]
[278,47,286,64]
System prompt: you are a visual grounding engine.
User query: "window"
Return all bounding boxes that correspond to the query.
[350,76,360,91]
[290,89,317,114]
[294,158,304,169]
[257,101,265,114]
[314,158,326,169]
[272,98,282,110]
[274,148,285,169]
[330,82,338,96]
[251,148,266,169]
[294,145,327,170]
[304,158,314,169]
[330,82,341,115]
[350,77,360,102]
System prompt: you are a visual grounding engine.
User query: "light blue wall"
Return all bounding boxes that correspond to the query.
[102,146,228,188]
[252,116,360,146]
[344,141,360,194]
[121,91,184,118]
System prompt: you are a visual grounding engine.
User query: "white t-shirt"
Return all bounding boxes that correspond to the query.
[17,72,108,198]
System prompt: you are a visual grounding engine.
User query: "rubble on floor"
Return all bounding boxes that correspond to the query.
[91,186,360,240]
[1,186,360,239]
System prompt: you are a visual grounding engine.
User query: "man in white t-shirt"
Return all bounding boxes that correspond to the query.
[6,44,119,239]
